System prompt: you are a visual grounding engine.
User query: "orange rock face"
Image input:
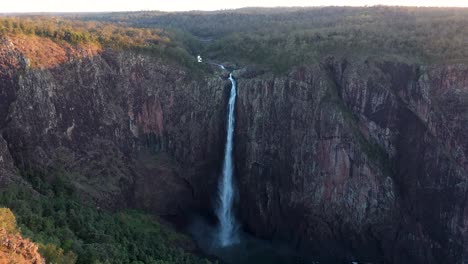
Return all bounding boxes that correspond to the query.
[0,229,45,264]
[0,208,45,264]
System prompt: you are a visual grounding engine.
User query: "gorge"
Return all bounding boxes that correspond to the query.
[0,6,468,264]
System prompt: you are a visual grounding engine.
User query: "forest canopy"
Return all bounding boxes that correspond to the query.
[77,6,468,70]
[0,16,170,47]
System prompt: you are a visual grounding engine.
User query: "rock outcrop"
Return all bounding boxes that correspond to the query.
[0,229,45,264]
[0,208,45,264]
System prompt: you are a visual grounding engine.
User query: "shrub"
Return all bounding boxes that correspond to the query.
[0,208,17,234]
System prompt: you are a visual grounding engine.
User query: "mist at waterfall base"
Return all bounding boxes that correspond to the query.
[190,216,323,264]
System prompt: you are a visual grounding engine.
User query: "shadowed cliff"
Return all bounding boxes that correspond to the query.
[233,58,468,263]
[0,35,228,217]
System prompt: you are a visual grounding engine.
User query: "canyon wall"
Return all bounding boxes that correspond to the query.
[234,58,468,263]
[0,36,228,215]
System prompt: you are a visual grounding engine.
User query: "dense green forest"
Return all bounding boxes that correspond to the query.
[76,6,468,72]
[0,170,211,264]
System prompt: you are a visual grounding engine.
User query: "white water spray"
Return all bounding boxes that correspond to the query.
[216,72,239,247]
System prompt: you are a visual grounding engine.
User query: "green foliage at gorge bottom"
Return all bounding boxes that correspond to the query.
[0,170,211,264]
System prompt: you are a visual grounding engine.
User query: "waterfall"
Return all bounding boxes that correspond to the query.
[216,72,239,247]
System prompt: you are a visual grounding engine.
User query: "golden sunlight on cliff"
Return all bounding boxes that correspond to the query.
[0,34,101,69]
[0,208,45,264]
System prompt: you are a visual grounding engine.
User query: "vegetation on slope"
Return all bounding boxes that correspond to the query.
[0,170,211,264]
[0,16,170,47]
[0,16,207,74]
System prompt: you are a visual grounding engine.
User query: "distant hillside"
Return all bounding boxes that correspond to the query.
[75,6,468,72]
[6,7,468,73]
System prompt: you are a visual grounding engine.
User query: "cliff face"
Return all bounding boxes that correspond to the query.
[234,59,468,263]
[0,36,227,215]
[2,33,468,264]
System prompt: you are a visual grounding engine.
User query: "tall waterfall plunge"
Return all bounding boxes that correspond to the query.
[190,68,320,264]
[216,73,239,247]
